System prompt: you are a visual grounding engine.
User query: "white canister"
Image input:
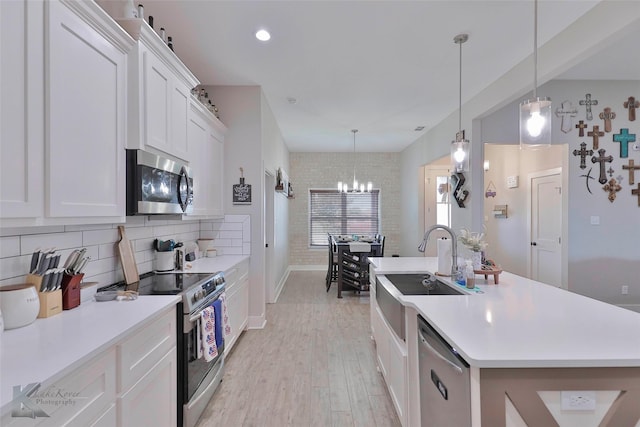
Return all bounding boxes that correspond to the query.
[0,284,40,330]
[154,250,176,272]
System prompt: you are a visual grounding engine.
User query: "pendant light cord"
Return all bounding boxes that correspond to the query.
[458,36,462,131]
[352,129,357,187]
[533,0,538,99]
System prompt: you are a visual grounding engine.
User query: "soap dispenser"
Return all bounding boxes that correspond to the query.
[464,259,475,289]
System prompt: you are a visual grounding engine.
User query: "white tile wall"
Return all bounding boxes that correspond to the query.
[0,215,251,289]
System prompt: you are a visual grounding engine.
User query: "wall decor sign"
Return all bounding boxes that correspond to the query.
[579,93,598,121]
[232,167,252,205]
[599,107,616,132]
[451,172,468,208]
[623,96,638,121]
[556,101,578,133]
[485,181,497,198]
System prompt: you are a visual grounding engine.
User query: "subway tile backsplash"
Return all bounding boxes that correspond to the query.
[0,215,250,288]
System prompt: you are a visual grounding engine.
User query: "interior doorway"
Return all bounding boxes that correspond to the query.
[422,156,451,257]
[528,168,563,287]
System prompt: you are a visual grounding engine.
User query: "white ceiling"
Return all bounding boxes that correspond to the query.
[128,0,638,153]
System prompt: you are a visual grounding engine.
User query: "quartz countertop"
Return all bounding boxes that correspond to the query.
[369,257,640,368]
[179,255,249,274]
[0,295,180,411]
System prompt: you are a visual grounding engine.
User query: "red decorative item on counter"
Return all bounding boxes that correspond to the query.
[62,273,83,310]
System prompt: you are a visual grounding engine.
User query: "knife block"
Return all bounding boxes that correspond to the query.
[61,273,83,310]
[25,274,63,318]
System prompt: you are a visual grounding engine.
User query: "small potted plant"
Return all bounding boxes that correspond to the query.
[459,228,488,270]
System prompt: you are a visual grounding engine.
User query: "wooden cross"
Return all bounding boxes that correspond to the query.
[575,120,587,137]
[572,142,593,169]
[632,183,640,206]
[603,178,622,203]
[555,101,578,133]
[599,107,616,132]
[622,159,640,185]
[591,149,613,184]
[579,93,598,120]
[613,128,636,158]
[587,125,604,150]
[624,96,639,121]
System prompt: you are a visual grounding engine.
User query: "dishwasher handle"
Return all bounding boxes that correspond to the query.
[418,328,464,375]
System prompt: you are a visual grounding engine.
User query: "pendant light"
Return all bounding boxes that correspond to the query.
[519,0,551,149]
[451,34,470,173]
[337,130,372,193]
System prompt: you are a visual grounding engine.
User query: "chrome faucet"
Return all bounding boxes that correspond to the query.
[418,224,458,278]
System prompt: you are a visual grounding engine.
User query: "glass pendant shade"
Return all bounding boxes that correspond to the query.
[520,97,551,148]
[451,140,469,173]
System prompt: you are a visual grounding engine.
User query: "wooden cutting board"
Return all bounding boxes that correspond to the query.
[117,225,139,284]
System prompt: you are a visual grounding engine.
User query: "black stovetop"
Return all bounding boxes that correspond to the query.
[99,271,214,296]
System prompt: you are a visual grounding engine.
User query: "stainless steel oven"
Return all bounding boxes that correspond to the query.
[179,272,226,427]
[126,149,194,215]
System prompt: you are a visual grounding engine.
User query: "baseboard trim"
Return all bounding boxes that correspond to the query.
[272,268,290,303]
[248,315,266,329]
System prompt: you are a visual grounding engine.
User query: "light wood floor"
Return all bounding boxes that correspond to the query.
[196,270,401,427]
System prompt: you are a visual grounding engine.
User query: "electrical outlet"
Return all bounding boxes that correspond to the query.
[622,285,629,295]
[633,143,640,151]
[561,391,596,411]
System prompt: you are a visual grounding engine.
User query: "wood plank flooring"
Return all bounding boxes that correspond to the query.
[196,270,401,427]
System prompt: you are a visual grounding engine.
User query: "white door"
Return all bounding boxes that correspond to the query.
[423,166,451,256]
[529,170,562,286]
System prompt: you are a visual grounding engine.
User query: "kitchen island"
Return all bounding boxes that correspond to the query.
[369,257,640,427]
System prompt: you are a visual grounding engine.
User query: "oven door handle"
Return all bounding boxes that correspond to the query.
[189,311,203,323]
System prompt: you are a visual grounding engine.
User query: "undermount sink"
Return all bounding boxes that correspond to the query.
[384,274,464,295]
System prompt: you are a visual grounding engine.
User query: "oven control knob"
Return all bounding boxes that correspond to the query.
[192,293,198,303]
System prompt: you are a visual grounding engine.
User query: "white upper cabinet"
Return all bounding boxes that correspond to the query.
[1,0,134,226]
[187,100,226,218]
[0,0,44,220]
[119,19,197,162]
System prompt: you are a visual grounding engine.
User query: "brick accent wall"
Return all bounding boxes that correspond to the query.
[289,152,401,266]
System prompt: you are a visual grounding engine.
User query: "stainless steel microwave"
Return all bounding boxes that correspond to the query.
[126,150,194,215]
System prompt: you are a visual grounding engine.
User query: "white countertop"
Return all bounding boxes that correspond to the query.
[369,257,640,368]
[0,295,180,411]
[180,255,249,274]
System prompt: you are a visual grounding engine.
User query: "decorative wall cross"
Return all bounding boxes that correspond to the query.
[572,142,593,169]
[575,120,587,137]
[632,183,640,207]
[555,101,578,133]
[587,125,604,150]
[591,149,613,184]
[624,96,639,121]
[579,168,595,194]
[607,167,615,178]
[599,107,616,132]
[603,178,621,203]
[579,93,598,120]
[612,128,636,158]
[622,159,640,185]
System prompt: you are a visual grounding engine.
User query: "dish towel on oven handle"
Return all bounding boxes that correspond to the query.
[200,305,218,362]
[219,292,231,337]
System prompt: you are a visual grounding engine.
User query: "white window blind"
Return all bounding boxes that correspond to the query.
[309,189,380,247]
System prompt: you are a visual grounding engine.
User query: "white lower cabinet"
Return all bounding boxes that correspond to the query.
[224,259,250,353]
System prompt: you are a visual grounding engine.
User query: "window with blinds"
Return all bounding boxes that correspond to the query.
[309,189,380,247]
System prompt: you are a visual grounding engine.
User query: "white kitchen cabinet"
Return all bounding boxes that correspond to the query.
[119,19,198,162]
[224,258,250,353]
[46,0,131,219]
[0,0,44,220]
[1,0,132,226]
[187,100,226,218]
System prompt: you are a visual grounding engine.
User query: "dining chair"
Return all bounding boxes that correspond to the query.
[325,234,339,291]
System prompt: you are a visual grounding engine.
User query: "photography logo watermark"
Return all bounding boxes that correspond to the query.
[12,383,83,419]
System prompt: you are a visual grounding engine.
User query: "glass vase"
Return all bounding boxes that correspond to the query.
[471,251,482,270]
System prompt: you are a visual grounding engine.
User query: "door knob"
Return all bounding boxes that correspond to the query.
[531,242,537,246]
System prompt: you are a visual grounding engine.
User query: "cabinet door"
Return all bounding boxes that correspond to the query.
[143,49,172,154]
[209,130,224,217]
[187,110,210,215]
[171,81,190,160]
[118,349,177,427]
[226,275,248,353]
[47,0,126,217]
[0,0,44,219]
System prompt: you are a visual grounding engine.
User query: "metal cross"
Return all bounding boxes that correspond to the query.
[607,167,615,178]
[622,159,640,185]
[579,93,599,121]
[575,120,588,137]
[612,128,636,158]
[555,101,578,133]
[599,107,616,133]
[591,149,613,184]
[603,178,622,203]
[579,168,595,194]
[632,183,640,207]
[624,96,639,121]
[572,142,593,170]
[587,125,604,150]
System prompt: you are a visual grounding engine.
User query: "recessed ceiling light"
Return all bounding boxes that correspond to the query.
[255,29,271,42]
[414,126,425,131]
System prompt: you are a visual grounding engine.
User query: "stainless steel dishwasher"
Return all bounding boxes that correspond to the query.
[418,314,471,427]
